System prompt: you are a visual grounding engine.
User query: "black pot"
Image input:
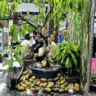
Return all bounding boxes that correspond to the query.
[60,68,80,83]
[6,67,24,90]
[29,64,61,79]
[66,76,80,83]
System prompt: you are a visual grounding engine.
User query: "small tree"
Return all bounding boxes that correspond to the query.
[0,0,92,89]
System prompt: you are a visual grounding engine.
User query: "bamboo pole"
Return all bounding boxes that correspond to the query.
[86,0,95,94]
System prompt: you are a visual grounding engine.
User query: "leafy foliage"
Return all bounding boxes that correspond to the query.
[0,0,84,32]
[0,0,92,89]
[2,45,24,73]
[10,25,18,42]
[53,41,79,76]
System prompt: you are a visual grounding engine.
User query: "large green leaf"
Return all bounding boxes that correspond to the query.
[70,52,77,67]
[3,59,13,67]
[14,54,23,65]
[1,47,11,56]
[10,25,18,42]
[14,45,24,52]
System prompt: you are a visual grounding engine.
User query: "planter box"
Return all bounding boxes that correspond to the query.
[6,67,24,90]
[60,68,80,83]
[29,64,61,78]
[65,76,80,83]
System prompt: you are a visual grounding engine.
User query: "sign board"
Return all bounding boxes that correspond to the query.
[92,58,96,74]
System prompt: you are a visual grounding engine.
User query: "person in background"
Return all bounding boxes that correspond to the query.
[21,34,32,58]
[33,35,43,53]
[58,32,63,42]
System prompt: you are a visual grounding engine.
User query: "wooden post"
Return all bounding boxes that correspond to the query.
[13,12,19,25]
[49,19,54,34]
[86,0,95,94]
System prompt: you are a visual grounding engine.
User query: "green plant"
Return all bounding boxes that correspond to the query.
[53,41,79,76]
[90,71,96,85]
[0,0,92,88]
[1,45,24,74]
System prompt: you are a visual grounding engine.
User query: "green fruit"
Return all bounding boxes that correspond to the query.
[47,0,52,3]
[61,85,65,89]
[18,86,25,91]
[40,78,47,82]
[15,85,19,89]
[47,83,54,88]
[28,71,32,75]
[41,60,47,67]
[60,82,68,89]
[57,73,62,77]
[64,82,68,87]
[23,80,28,83]
[48,78,54,82]
[21,84,27,88]
[22,71,28,75]
[56,81,60,85]
[59,89,65,92]
[48,57,54,63]
[42,27,46,36]
[54,77,59,81]
[64,87,68,91]
[25,75,29,79]
[45,88,51,92]
[31,76,36,80]
[53,88,59,92]
[25,82,31,86]
[36,87,41,91]
[48,81,54,83]
[60,80,65,84]
[50,34,55,41]
[29,78,33,82]
[36,81,40,86]
[30,84,35,88]
[54,85,60,88]
[20,82,23,85]
[33,80,37,85]
[60,76,64,80]
[20,76,24,81]
[26,87,30,90]
[67,84,74,90]
[68,83,74,86]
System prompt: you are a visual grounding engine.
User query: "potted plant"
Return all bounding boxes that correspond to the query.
[1,45,24,89]
[90,71,96,87]
[53,41,80,82]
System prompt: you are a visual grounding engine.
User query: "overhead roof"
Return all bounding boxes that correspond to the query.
[17,3,39,15]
